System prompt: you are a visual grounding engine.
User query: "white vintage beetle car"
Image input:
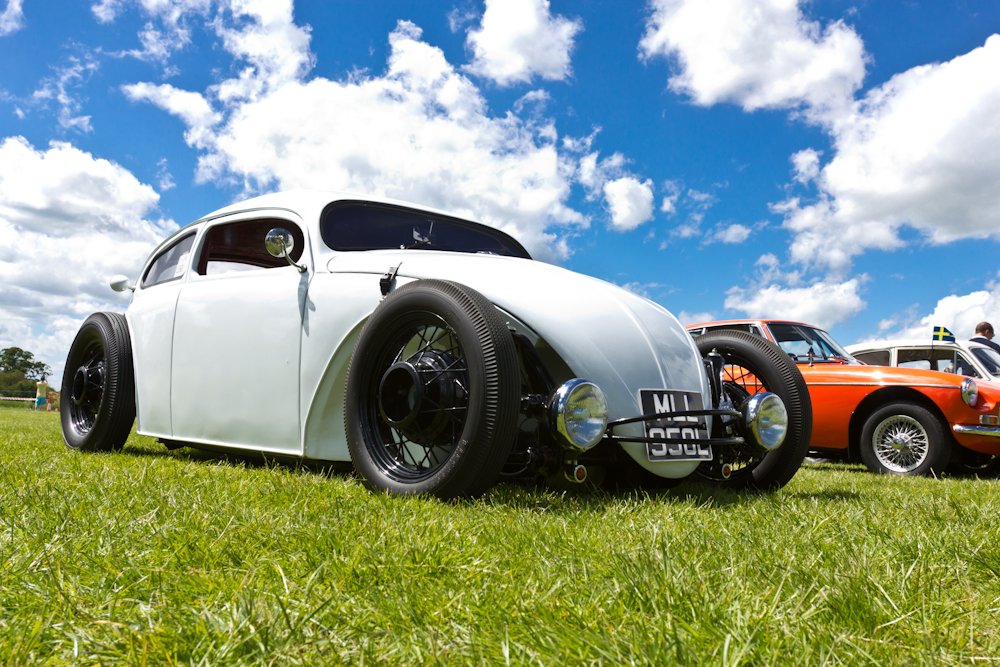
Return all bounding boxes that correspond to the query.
[62,191,811,497]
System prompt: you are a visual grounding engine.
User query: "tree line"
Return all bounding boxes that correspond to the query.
[0,347,53,396]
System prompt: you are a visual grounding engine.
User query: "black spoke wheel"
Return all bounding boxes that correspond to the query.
[345,280,519,498]
[61,312,136,451]
[694,331,812,490]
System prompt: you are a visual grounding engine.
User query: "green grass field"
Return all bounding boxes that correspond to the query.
[2,406,998,665]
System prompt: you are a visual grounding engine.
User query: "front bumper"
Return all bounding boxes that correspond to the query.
[953,424,1000,439]
[606,407,744,447]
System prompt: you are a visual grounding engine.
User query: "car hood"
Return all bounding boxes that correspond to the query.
[326,250,709,421]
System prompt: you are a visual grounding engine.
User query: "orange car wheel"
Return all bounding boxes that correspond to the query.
[859,402,950,476]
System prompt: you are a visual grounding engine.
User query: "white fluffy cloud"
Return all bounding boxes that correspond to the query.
[0,0,24,36]
[122,82,220,148]
[725,276,866,329]
[779,36,1000,273]
[603,177,654,231]
[710,223,751,244]
[31,57,100,133]
[125,13,600,259]
[639,0,866,123]
[465,0,582,86]
[874,283,1000,343]
[0,137,176,380]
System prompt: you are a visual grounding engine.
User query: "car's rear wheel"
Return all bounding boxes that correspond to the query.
[860,402,950,476]
[345,280,520,498]
[694,331,812,490]
[61,312,136,451]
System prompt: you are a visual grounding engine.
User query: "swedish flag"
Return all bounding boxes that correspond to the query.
[932,326,955,342]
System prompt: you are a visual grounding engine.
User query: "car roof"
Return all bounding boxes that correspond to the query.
[196,189,467,224]
[846,339,991,352]
[685,319,815,329]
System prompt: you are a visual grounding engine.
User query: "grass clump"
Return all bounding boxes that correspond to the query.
[1,406,998,665]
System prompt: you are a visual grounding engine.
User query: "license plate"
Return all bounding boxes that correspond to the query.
[639,389,713,462]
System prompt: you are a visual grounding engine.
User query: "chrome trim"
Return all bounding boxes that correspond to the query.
[548,379,608,451]
[265,227,307,273]
[805,382,963,389]
[960,378,978,407]
[953,424,1000,439]
[743,392,788,452]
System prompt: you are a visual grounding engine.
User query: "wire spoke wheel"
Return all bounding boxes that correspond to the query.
[693,330,812,490]
[860,402,949,476]
[345,280,519,498]
[871,415,929,473]
[365,317,470,482]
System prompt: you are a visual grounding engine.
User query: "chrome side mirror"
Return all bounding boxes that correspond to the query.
[109,274,134,292]
[265,228,307,273]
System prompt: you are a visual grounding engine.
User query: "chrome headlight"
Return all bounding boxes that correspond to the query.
[743,392,788,452]
[961,378,979,407]
[549,379,608,451]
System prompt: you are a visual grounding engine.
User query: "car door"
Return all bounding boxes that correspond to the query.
[170,213,310,453]
[129,231,197,437]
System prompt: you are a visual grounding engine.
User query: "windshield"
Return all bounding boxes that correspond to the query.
[320,201,531,259]
[765,322,860,364]
[971,346,1000,377]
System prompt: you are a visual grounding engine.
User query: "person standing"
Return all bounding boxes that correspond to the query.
[34,376,48,411]
[971,321,1000,354]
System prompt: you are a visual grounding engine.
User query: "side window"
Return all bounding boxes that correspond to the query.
[954,353,981,378]
[896,348,979,376]
[854,350,890,366]
[897,348,935,371]
[142,233,196,288]
[196,218,305,276]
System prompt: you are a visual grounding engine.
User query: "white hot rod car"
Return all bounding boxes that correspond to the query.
[62,191,811,497]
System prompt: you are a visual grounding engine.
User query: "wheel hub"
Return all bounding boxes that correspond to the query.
[378,350,466,444]
[890,434,911,452]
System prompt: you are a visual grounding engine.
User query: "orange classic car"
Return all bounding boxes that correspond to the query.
[686,320,1000,476]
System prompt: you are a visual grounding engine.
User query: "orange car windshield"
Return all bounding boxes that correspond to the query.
[766,323,859,365]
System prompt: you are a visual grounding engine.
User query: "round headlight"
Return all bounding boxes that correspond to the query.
[743,392,788,452]
[961,378,979,407]
[549,379,608,451]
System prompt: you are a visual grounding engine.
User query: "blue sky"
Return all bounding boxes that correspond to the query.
[1,0,999,382]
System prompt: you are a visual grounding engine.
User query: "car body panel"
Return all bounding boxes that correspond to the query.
[125,191,713,478]
[687,319,1000,457]
[846,339,1000,383]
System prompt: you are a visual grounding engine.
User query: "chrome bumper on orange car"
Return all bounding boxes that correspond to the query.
[953,424,1000,438]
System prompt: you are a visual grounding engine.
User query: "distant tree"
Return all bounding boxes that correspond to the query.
[0,347,52,381]
[0,370,36,395]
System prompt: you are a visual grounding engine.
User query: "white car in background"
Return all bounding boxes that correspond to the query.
[846,339,1000,382]
[61,191,811,498]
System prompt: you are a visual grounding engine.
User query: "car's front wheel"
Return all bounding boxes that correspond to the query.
[694,330,812,490]
[860,402,950,476]
[344,280,520,498]
[60,312,136,451]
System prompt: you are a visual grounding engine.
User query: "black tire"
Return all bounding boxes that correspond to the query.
[694,330,812,490]
[860,402,950,476]
[61,312,136,451]
[951,454,1000,477]
[345,280,520,498]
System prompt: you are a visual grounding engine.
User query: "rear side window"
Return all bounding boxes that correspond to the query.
[700,324,764,337]
[196,218,305,275]
[897,348,980,377]
[142,233,196,288]
[853,350,890,366]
